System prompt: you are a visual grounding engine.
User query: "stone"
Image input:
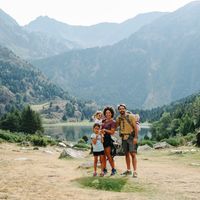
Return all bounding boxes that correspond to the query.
[59,148,85,159]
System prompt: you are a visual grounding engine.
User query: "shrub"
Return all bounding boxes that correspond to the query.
[73,143,90,149]
[78,138,86,144]
[30,134,48,147]
[165,138,180,146]
[139,139,154,147]
[82,135,89,143]
[0,130,25,143]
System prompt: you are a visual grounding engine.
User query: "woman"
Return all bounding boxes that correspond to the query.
[101,106,116,176]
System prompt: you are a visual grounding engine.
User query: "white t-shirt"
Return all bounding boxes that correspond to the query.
[91,133,104,152]
[94,119,102,126]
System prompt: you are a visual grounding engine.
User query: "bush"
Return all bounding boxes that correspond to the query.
[78,138,86,144]
[164,138,180,146]
[184,133,195,141]
[0,130,25,143]
[82,135,89,143]
[73,143,90,149]
[0,129,57,146]
[30,135,48,147]
[139,139,154,147]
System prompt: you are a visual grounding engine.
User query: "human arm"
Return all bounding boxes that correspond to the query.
[91,133,98,145]
[101,120,116,135]
[131,116,138,144]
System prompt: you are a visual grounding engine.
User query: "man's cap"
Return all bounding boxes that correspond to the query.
[117,103,127,110]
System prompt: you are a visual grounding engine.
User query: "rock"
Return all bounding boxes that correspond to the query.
[138,144,153,152]
[33,147,39,150]
[58,142,67,148]
[153,142,172,149]
[62,141,74,148]
[15,157,31,161]
[19,141,31,147]
[190,163,200,166]
[59,148,85,159]
[43,150,54,154]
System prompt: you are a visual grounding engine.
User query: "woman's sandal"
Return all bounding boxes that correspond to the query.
[133,171,138,178]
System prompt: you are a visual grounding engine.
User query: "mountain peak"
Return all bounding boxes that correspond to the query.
[0,9,19,27]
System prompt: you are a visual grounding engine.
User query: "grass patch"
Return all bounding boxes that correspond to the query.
[75,177,146,192]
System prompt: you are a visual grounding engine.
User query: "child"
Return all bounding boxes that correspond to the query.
[91,123,105,177]
[93,111,103,126]
[134,114,141,131]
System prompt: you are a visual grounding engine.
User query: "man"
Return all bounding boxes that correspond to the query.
[116,104,138,177]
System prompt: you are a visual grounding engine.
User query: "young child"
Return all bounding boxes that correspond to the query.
[134,114,141,131]
[93,111,103,126]
[91,123,105,177]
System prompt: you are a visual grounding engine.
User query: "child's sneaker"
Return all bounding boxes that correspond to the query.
[103,168,108,175]
[110,168,117,176]
[93,172,97,177]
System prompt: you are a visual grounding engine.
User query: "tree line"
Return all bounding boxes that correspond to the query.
[0,106,43,134]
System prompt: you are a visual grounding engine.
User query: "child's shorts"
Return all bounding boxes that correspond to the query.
[93,150,105,156]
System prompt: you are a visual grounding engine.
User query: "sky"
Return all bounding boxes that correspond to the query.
[0,0,195,26]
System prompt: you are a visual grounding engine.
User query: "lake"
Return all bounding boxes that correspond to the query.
[44,124,151,142]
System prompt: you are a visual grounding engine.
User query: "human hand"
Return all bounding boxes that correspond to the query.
[133,137,138,144]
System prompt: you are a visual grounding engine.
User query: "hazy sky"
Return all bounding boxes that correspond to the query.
[0,0,195,26]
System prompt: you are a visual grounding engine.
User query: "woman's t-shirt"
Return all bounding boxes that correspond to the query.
[102,119,116,147]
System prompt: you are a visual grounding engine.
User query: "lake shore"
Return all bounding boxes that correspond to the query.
[0,143,200,200]
[43,120,151,128]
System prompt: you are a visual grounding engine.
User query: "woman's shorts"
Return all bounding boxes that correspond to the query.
[93,150,105,156]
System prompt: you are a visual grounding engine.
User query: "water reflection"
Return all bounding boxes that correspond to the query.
[44,125,151,142]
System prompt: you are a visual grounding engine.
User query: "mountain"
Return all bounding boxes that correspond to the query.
[0,9,79,59]
[32,1,200,109]
[0,45,70,115]
[25,12,166,48]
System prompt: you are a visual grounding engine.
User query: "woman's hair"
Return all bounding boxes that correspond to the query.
[93,123,101,129]
[103,106,115,118]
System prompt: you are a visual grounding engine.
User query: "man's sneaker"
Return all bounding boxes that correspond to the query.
[110,168,117,176]
[133,171,138,178]
[103,168,108,175]
[121,170,132,176]
[93,172,97,177]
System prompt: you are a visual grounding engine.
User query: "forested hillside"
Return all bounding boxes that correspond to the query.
[33,1,200,109]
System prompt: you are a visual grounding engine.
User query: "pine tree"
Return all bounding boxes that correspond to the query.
[20,106,43,134]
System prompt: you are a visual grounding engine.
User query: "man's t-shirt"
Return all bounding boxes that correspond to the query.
[116,114,136,134]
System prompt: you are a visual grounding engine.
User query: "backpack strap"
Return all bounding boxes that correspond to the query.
[118,114,135,133]
[125,114,135,133]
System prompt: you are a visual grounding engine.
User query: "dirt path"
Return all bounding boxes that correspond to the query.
[0,143,200,200]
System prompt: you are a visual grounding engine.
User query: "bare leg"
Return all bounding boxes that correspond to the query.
[125,152,131,170]
[94,156,98,173]
[130,152,137,172]
[104,147,115,169]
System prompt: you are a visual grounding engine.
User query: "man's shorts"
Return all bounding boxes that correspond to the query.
[122,134,138,154]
